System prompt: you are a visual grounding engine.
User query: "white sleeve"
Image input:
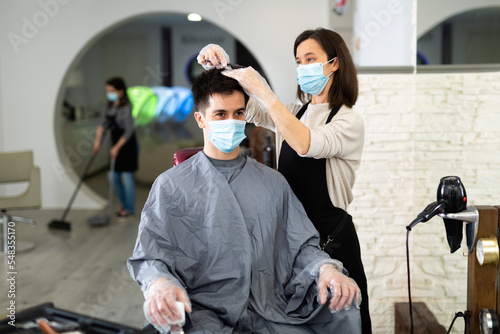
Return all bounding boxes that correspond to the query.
[245,98,276,131]
[300,111,364,160]
[246,99,304,131]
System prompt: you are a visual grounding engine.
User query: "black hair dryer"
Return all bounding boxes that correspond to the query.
[438,176,468,253]
[438,176,479,253]
[408,176,479,253]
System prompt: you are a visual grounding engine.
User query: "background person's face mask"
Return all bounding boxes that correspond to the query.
[203,117,247,153]
[107,92,119,102]
[296,57,336,96]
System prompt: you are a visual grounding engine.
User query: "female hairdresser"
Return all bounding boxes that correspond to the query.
[92,77,138,220]
[198,28,371,333]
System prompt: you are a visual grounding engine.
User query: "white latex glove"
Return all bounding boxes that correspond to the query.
[143,277,191,334]
[317,264,361,312]
[222,67,278,111]
[197,44,230,70]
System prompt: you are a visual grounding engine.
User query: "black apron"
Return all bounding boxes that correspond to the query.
[105,113,138,172]
[278,103,344,249]
[277,103,372,333]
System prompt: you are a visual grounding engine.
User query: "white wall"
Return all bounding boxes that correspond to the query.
[329,0,355,54]
[353,0,415,67]
[417,0,500,37]
[0,0,329,209]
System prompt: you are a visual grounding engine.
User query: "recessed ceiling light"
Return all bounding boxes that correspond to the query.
[187,13,202,22]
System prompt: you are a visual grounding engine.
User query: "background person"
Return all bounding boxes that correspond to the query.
[92,77,138,219]
[198,28,371,333]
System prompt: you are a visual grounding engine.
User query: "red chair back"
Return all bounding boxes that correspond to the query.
[173,147,203,166]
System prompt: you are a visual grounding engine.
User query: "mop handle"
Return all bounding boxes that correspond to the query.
[59,132,107,222]
[107,159,115,217]
[59,153,98,222]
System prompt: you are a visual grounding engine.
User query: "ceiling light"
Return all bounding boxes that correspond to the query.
[187,13,202,22]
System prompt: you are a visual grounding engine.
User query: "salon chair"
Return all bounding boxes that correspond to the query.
[173,147,203,166]
[0,150,41,253]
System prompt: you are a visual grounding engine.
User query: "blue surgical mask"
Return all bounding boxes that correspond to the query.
[107,92,119,102]
[204,117,247,153]
[296,57,336,96]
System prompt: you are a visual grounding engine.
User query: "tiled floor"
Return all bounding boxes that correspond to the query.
[0,170,153,330]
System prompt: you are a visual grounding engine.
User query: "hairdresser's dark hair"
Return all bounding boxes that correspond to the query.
[294,28,358,109]
[106,77,130,108]
[191,69,249,113]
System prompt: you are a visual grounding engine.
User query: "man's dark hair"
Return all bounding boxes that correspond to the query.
[192,68,249,113]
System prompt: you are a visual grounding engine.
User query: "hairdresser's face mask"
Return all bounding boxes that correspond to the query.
[201,115,247,153]
[296,57,336,96]
[107,92,119,102]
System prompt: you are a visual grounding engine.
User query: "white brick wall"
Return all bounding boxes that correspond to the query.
[352,71,500,333]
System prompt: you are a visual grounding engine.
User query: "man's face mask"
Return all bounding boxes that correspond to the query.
[296,57,336,96]
[202,115,247,153]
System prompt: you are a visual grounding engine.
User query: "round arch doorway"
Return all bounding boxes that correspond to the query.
[56,12,267,207]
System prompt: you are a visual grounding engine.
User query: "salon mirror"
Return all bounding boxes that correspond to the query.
[58,13,266,201]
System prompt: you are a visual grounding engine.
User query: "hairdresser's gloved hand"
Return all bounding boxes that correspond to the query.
[197,44,230,70]
[316,264,361,312]
[143,277,191,334]
[222,67,278,111]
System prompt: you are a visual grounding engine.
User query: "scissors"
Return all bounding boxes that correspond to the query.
[205,60,246,70]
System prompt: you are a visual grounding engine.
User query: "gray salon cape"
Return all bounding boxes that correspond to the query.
[127,152,361,333]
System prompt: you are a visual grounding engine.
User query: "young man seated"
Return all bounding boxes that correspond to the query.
[127,69,361,333]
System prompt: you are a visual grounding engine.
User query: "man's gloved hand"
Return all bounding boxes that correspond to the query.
[317,264,361,312]
[197,44,230,70]
[222,67,278,111]
[143,277,191,334]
